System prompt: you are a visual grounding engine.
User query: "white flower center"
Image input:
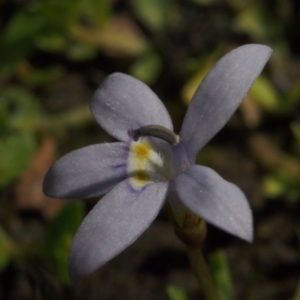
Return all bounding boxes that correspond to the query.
[127,137,174,189]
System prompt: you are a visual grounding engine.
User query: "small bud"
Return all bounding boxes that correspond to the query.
[168,203,207,247]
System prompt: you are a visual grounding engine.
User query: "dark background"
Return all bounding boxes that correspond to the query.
[0,0,300,299]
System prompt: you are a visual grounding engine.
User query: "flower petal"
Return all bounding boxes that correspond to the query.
[43,142,128,199]
[173,165,253,242]
[68,180,169,283]
[90,73,173,142]
[180,44,272,161]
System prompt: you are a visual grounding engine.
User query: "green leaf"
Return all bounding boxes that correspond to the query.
[45,201,84,283]
[263,172,300,202]
[0,133,36,187]
[263,174,286,199]
[79,0,112,27]
[209,251,234,300]
[20,67,63,86]
[1,8,42,67]
[38,0,80,30]
[130,51,162,84]
[36,33,67,52]
[66,42,97,61]
[249,75,281,113]
[233,4,282,42]
[0,226,19,270]
[0,87,39,131]
[132,0,179,32]
[166,285,190,300]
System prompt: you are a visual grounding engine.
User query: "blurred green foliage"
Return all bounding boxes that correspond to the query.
[0,87,38,186]
[209,251,233,300]
[45,201,84,283]
[0,225,19,270]
[166,284,191,300]
[0,0,300,299]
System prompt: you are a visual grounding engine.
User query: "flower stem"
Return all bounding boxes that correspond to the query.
[186,245,220,300]
[168,204,220,300]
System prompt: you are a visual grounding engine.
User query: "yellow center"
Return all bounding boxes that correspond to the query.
[134,143,150,161]
[127,138,165,189]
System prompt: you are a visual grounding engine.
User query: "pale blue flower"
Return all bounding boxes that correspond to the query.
[43,44,272,283]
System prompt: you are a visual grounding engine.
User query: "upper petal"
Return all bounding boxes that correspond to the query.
[43,142,128,199]
[68,180,169,283]
[173,165,253,242]
[90,73,173,142]
[180,44,272,161]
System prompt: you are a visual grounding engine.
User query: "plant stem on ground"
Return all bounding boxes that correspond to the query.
[186,246,220,300]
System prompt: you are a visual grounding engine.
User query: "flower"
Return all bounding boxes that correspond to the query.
[43,44,272,283]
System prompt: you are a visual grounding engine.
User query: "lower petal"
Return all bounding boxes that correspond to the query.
[68,180,169,283]
[173,165,253,242]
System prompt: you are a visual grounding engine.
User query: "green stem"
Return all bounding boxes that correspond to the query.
[167,205,220,299]
[186,246,220,300]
